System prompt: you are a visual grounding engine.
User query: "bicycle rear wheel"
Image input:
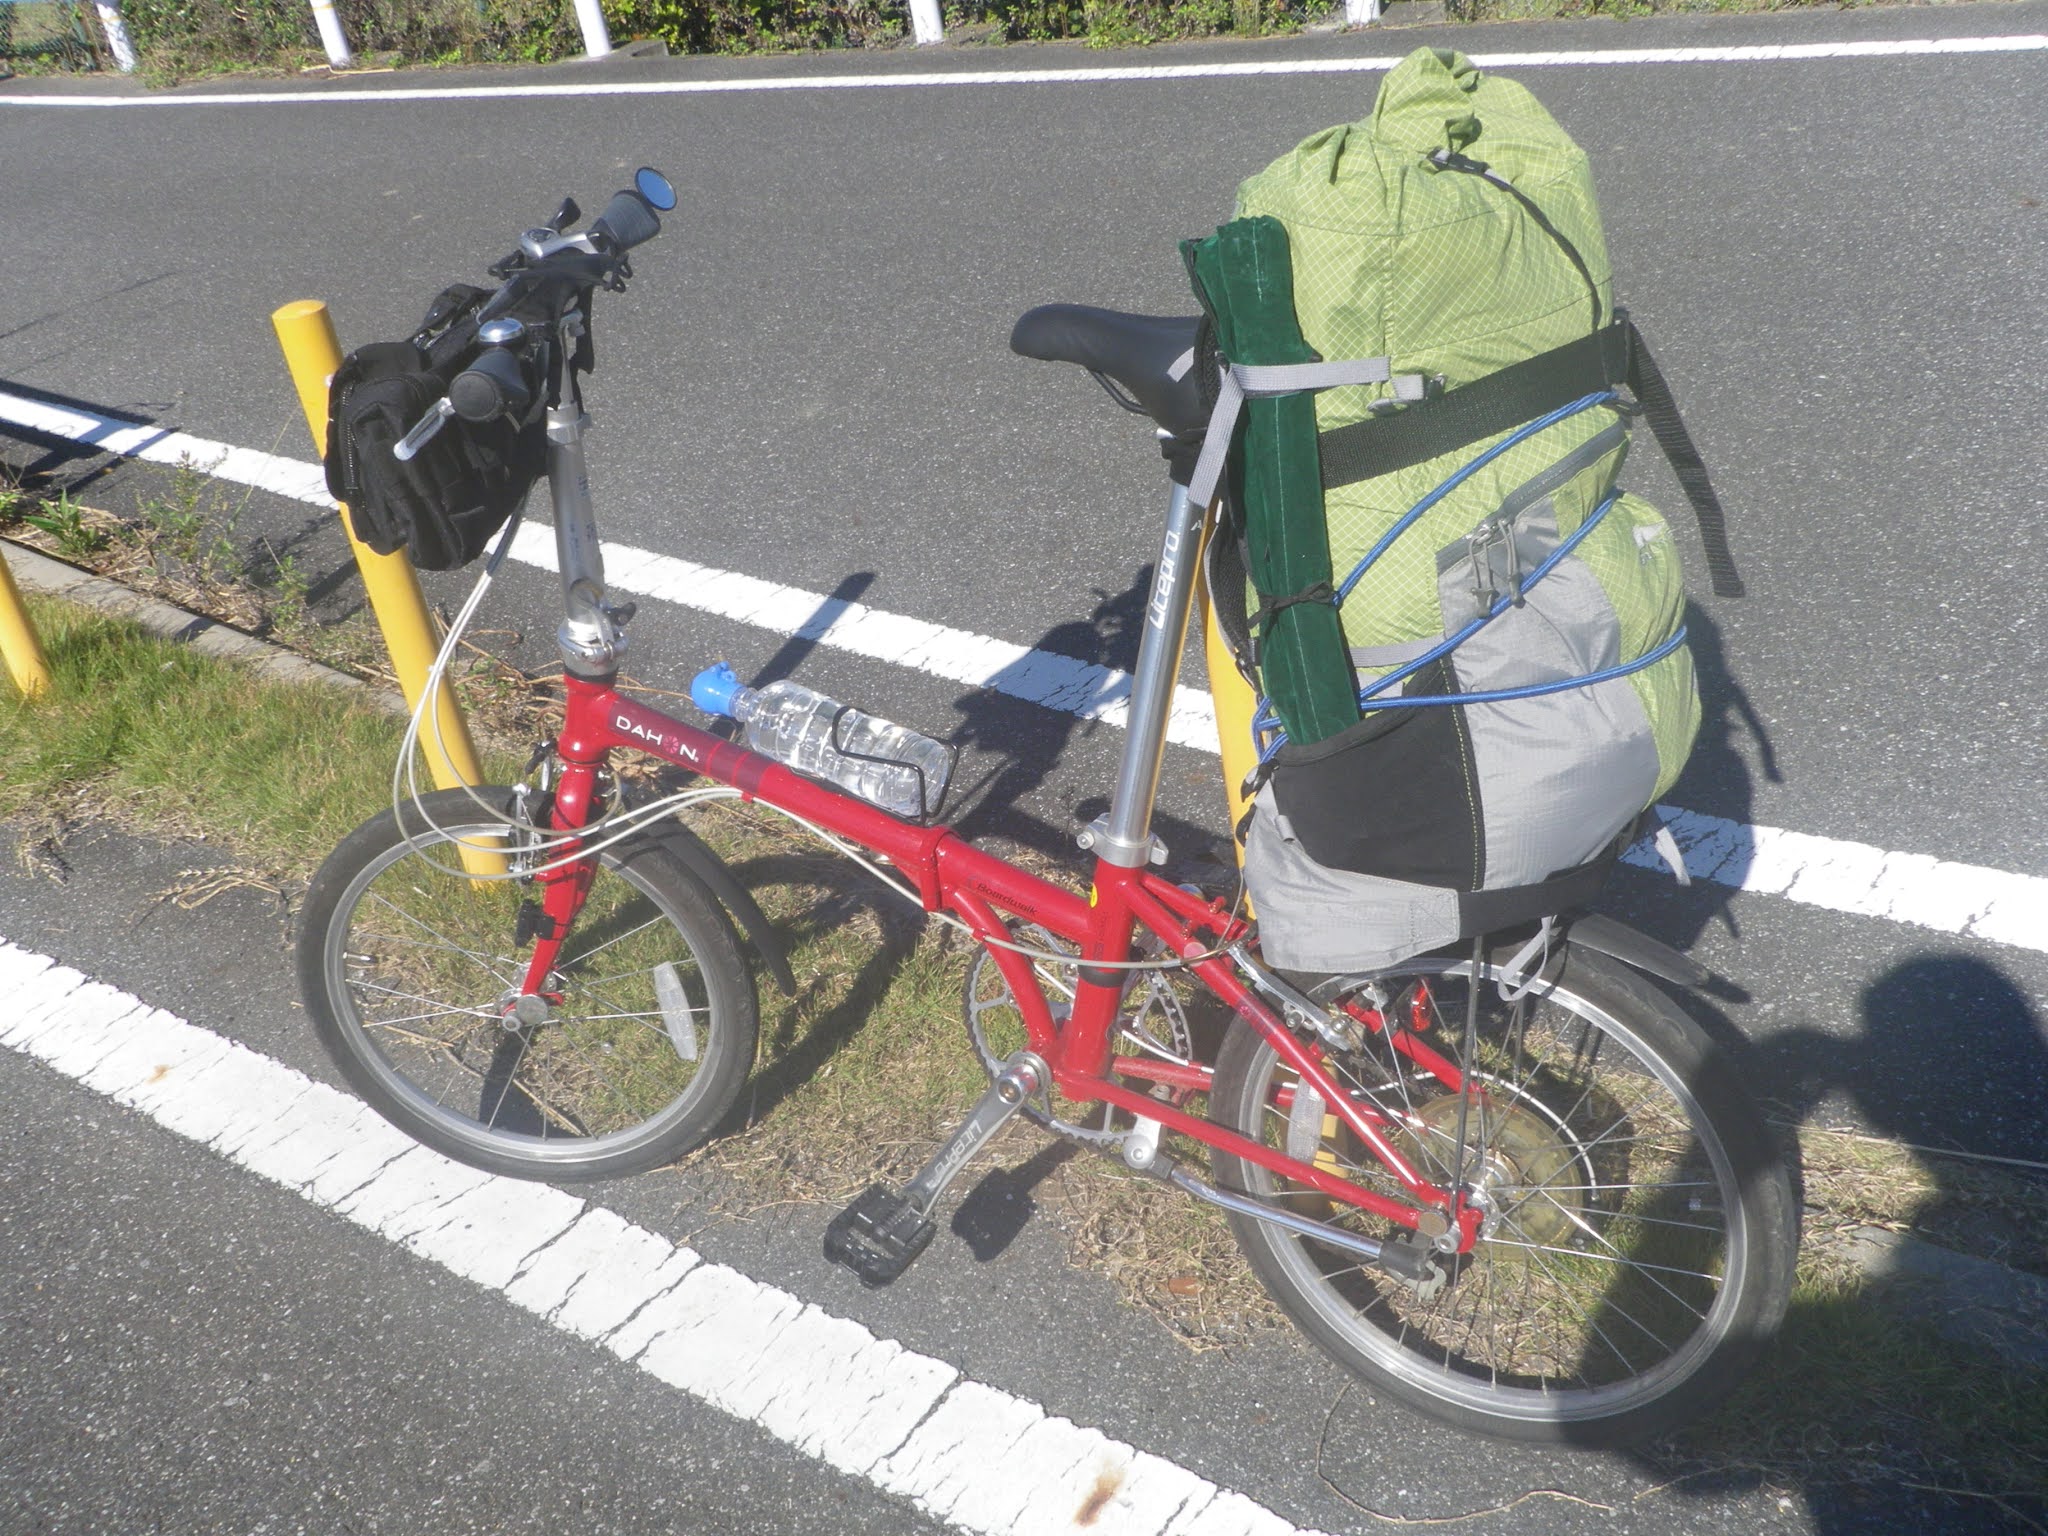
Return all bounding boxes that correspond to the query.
[299,789,758,1182]
[1210,942,1794,1446]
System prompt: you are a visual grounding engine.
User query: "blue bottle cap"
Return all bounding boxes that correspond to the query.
[689,662,744,718]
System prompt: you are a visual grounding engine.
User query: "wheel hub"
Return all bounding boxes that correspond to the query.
[502,992,554,1030]
[1404,1094,1584,1249]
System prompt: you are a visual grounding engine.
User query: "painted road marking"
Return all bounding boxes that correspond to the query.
[3,388,2044,955]
[0,936,1318,1536]
[503,520,1217,746]
[0,34,2043,108]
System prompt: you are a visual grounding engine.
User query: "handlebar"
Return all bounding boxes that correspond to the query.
[591,189,661,254]
[449,346,532,423]
[393,167,673,454]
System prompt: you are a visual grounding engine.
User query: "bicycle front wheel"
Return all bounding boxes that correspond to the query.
[1210,942,1794,1446]
[299,789,758,1183]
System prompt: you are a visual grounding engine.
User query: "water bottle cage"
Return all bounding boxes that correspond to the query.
[828,705,958,825]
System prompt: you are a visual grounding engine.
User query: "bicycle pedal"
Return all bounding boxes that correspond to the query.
[824,1183,936,1286]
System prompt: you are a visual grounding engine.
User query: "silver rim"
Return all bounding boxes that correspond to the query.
[1235,958,1751,1425]
[321,820,723,1169]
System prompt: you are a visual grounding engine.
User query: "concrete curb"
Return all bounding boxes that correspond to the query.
[2,537,406,717]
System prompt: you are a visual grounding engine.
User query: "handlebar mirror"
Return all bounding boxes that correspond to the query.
[634,167,677,212]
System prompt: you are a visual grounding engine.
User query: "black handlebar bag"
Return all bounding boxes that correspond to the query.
[324,286,546,572]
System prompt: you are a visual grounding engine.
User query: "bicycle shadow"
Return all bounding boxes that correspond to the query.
[942,566,1150,854]
[696,571,942,1133]
[678,564,1154,1142]
[717,564,1221,1227]
[943,561,1229,879]
[708,844,930,1134]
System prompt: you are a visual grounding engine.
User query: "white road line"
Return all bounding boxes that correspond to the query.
[4,388,2045,954]
[0,936,1319,1536]
[1619,812,2047,953]
[506,519,1216,746]
[0,389,331,504]
[0,34,2042,107]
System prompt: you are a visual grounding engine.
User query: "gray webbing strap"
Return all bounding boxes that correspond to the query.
[1651,821,1692,886]
[1186,357,1427,510]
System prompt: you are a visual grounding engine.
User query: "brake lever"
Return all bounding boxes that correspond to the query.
[394,397,455,462]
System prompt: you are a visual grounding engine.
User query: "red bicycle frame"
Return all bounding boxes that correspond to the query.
[513,673,1482,1250]
[499,298,1483,1255]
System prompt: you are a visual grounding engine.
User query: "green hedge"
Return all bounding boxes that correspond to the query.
[602,0,1328,49]
[93,0,1330,74]
[115,0,580,74]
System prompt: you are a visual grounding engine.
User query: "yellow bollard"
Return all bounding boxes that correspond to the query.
[0,546,53,698]
[271,300,504,874]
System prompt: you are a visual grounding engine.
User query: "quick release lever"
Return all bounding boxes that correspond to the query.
[393,398,454,463]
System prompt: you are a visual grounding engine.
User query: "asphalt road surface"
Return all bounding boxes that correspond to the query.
[3,5,2046,1531]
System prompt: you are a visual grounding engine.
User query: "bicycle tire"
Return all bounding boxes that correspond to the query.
[298,788,758,1182]
[1210,941,1794,1446]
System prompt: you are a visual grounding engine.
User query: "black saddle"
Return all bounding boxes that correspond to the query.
[1009,305,1207,437]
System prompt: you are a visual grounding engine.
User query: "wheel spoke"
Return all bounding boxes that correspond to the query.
[558,910,670,970]
[360,891,520,988]
[349,978,501,1025]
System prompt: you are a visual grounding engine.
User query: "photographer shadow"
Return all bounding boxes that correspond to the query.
[1609,953,2048,1528]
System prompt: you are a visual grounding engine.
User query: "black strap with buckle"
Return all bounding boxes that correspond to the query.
[1314,315,1743,598]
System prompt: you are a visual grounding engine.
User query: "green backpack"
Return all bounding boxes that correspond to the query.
[1183,47,1740,971]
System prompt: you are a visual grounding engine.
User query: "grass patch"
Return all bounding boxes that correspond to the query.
[1708,1276,2048,1506]
[3,564,2043,1504]
[0,0,100,70]
[0,593,476,871]
[1675,1129,2048,1502]
[1798,1123,2048,1277]
[2,465,394,683]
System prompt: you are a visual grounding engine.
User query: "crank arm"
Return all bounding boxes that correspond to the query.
[823,1051,1047,1287]
[902,1050,1047,1215]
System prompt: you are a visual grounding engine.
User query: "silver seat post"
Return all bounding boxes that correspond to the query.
[1083,480,1206,869]
[546,310,626,678]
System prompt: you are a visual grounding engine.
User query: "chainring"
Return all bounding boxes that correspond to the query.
[962,923,1194,1148]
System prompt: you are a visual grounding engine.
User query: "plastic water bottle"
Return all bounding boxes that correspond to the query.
[689,664,954,820]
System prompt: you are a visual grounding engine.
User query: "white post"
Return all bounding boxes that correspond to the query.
[1343,0,1380,22]
[93,0,138,71]
[570,0,613,57]
[908,0,943,45]
[307,0,351,66]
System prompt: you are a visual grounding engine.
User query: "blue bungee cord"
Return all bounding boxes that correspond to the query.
[1252,392,1681,764]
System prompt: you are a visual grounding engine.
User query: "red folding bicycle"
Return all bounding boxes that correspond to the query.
[298,171,1795,1447]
